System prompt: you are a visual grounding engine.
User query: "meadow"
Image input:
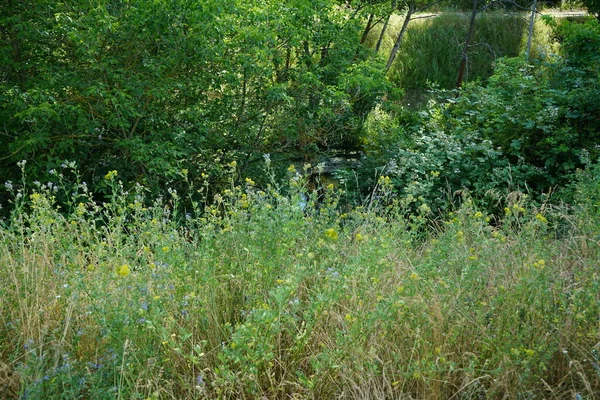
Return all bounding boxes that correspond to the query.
[369,11,558,103]
[1,163,599,399]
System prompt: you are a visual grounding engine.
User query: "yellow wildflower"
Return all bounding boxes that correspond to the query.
[533,259,546,270]
[324,228,338,241]
[104,170,118,181]
[116,264,130,277]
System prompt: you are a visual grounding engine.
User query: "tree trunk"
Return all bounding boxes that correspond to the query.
[376,0,397,53]
[375,14,391,53]
[360,13,375,44]
[456,0,478,89]
[525,0,537,62]
[385,4,414,72]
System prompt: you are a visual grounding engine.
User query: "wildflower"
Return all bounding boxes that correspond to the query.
[355,233,364,242]
[116,264,130,277]
[326,268,340,279]
[418,203,431,214]
[162,246,170,252]
[409,272,420,281]
[4,181,13,191]
[378,175,392,186]
[105,170,118,181]
[324,228,338,241]
[287,164,296,173]
[474,211,483,219]
[430,171,440,178]
[512,204,526,213]
[76,203,86,216]
[535,213,547,223]
[523,348,535,357]
[533,259,546,270]
[263,153,271,166]
[196,373,205,390]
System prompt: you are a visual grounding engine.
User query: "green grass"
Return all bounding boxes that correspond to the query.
[1,165,600,399]
[369,12,557,101]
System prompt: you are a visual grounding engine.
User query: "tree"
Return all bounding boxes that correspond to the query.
[456,0,479,88]
[376,0,397,52]
[385,0,442,72]
[0,0,390,198]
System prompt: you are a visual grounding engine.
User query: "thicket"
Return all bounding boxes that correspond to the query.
[2,2,598,217]
[356,16,600,214]
[0,0,391,206]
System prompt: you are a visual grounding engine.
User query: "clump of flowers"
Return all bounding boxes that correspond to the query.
[104,170,118,181]
[532,259,546,270]
[324,228,338,241]
[116,264,130,277]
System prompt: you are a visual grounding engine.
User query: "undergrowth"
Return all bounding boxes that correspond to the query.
[0,162,599,399]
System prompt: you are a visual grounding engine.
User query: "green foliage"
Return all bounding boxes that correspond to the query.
[0,0,390,203]
[437,17,600,191]
[355,17,598,213]
[580,0,600,20]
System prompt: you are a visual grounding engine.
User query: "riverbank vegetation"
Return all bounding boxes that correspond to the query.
[1,0,599,398]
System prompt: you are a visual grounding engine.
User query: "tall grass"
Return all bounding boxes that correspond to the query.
[369,12,557,95]
[1,164,600,398]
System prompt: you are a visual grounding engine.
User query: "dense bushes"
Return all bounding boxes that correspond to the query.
[356,17,599,213]
[0,0,389,203]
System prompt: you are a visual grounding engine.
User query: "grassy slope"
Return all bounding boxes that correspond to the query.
[369,12,557,101]
[1,168,599,399]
